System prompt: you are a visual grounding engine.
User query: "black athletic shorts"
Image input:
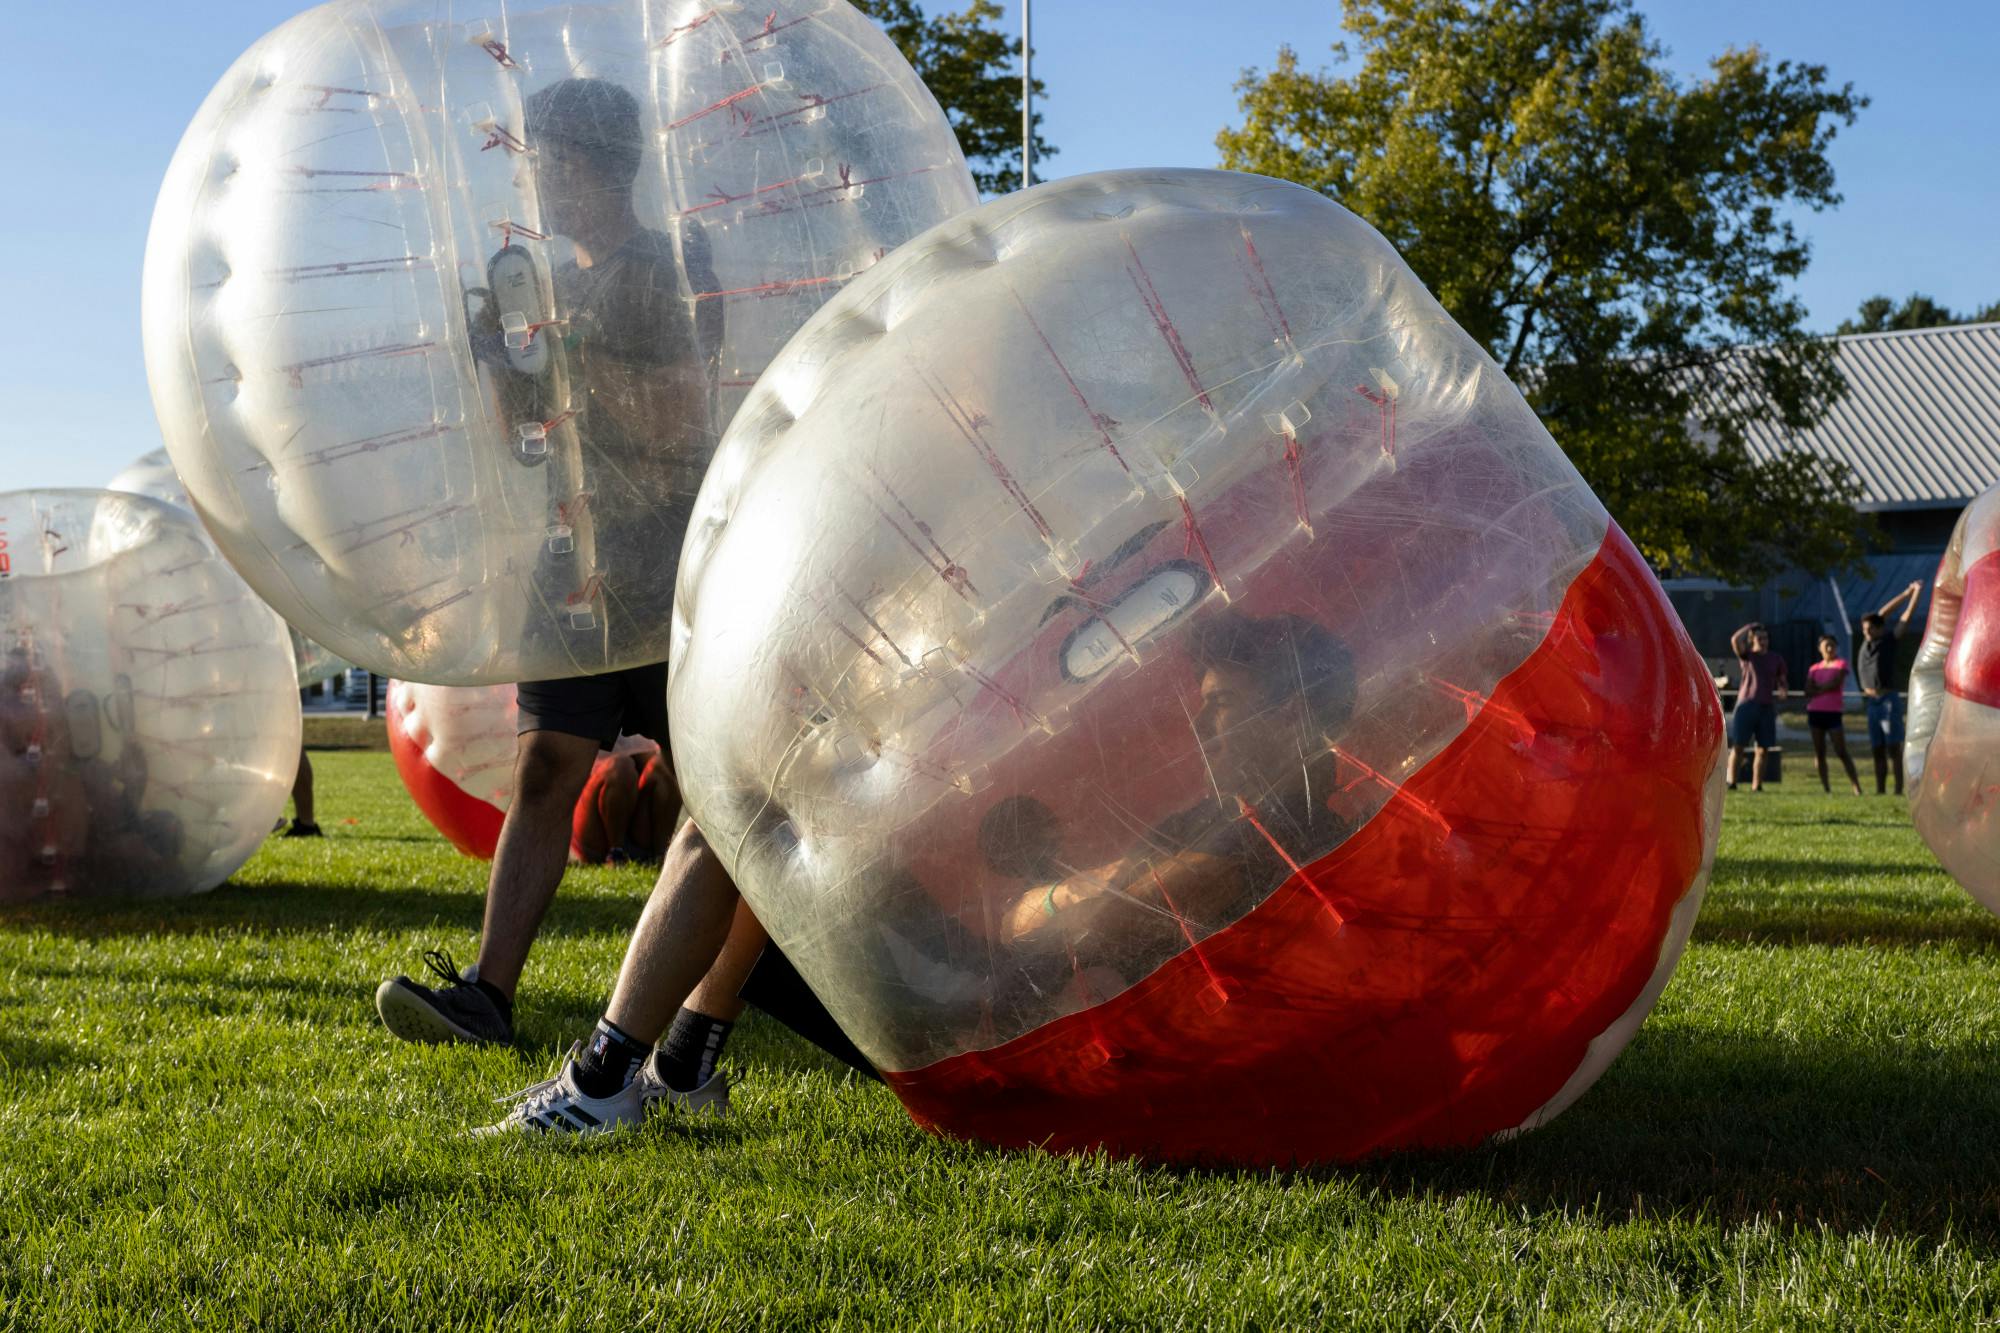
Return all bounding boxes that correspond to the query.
[741,945,881,1081]
[1807,710,1846,732]
[516,662,670,749]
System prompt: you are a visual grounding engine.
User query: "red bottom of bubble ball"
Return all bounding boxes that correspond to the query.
[883,522,1721,1166]
[387,693,508,861]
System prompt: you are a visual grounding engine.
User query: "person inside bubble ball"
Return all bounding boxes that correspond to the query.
[2,652,184,898]
[375,76,725,1048]
[569,744,678,866]
[464,611,1357,1138]
[999,612,1358,951]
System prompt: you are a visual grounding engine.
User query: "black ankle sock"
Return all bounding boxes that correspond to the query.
[654,1009,734,1093]
[572,1017,652,1099]
[473,978,514,1024]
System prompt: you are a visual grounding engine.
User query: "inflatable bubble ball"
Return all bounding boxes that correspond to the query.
[386,681,520,858]
[108,447,350,688]
[669,169,1726,1167]
[143,0,978,687]
[1,490,301,902]
[1907,480,2000,915]
[387,679,657,860]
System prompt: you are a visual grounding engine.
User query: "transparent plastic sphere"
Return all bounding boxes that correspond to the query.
[670,169,1725,1166]
[1906,481,2000,915]
[1,490,301,902]
[387,679,654,859]
[108,448,351,689]
[143,0,977,686]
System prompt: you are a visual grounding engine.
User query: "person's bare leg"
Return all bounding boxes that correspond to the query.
[1751,745,1766,792]
[292,748,315,825]
[1727,744,1743,788]
[474,729,600,999]
[1832,732,1862,794]
[602,819,747,1044]
[1812,729,1830,792]
[685,902,770,1024]
[629,753,680,859]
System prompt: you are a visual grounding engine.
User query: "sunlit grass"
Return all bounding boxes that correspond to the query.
[1,755,1996,1328]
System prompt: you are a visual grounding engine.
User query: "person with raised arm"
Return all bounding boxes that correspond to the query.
[1857,580,1924,795]
[1726,623,1788,792]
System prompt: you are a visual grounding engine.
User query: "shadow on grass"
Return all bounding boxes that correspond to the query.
[0,878,650,943]
[1716,857,1944,881]
[1694,893,2000,949]
[0,1033,81,1075]
[1324,1024,2000,1245]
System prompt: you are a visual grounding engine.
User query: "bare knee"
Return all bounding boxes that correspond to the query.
[514,732,596,809]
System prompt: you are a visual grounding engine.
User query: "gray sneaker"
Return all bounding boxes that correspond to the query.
[375,950,513,1045]
[636,1049,731,1118]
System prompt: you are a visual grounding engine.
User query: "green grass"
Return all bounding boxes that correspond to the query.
[3,755,1998,1329]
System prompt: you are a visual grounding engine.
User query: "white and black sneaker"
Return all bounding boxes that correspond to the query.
[636,1049,731,1119]
[474,1043,648,1139]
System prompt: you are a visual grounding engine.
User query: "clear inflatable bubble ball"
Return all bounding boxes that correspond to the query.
[669,169,1727,1166]
[1,490,301,902]
[387,679,656,860]
[1907,480,2000,915]
[108,447,350,688]
[143,0,977,686]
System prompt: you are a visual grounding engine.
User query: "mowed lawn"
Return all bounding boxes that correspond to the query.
[2,751,1998,1329]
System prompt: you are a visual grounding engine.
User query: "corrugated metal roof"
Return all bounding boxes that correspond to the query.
[1738,322,2000,511]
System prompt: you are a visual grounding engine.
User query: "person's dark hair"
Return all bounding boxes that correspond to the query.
[524,77,644,186]
[1819,634,1839,650]
[1189,612,1356,736]
[1860,611,1884,631]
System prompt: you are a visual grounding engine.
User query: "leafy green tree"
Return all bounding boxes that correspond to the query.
[1217,0,1869,581]
[855,0,1054,194]
[1839,293,1998,334]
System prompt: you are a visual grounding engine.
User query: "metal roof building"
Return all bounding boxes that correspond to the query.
[1739,321,2000,514]
[1673,322,2000,678]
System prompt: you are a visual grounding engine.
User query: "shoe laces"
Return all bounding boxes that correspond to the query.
[422,948,471,990]
[495,1041,585,1111]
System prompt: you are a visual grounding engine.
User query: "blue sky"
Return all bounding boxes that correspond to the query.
[4,0,1995,491]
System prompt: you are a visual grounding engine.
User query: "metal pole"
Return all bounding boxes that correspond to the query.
[1021,0,1033,189]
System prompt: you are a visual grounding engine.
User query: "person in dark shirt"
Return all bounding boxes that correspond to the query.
[1857,581,1923,795]
[377,76,724,1048]
[1727,623,1788,792]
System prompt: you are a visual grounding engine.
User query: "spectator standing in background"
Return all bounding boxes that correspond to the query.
[1804,634,1863,795]
[1727,623,1788,792]
[1857,581,1923,796]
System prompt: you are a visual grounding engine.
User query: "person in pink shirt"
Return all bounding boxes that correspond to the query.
[1805,633,1863,795]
